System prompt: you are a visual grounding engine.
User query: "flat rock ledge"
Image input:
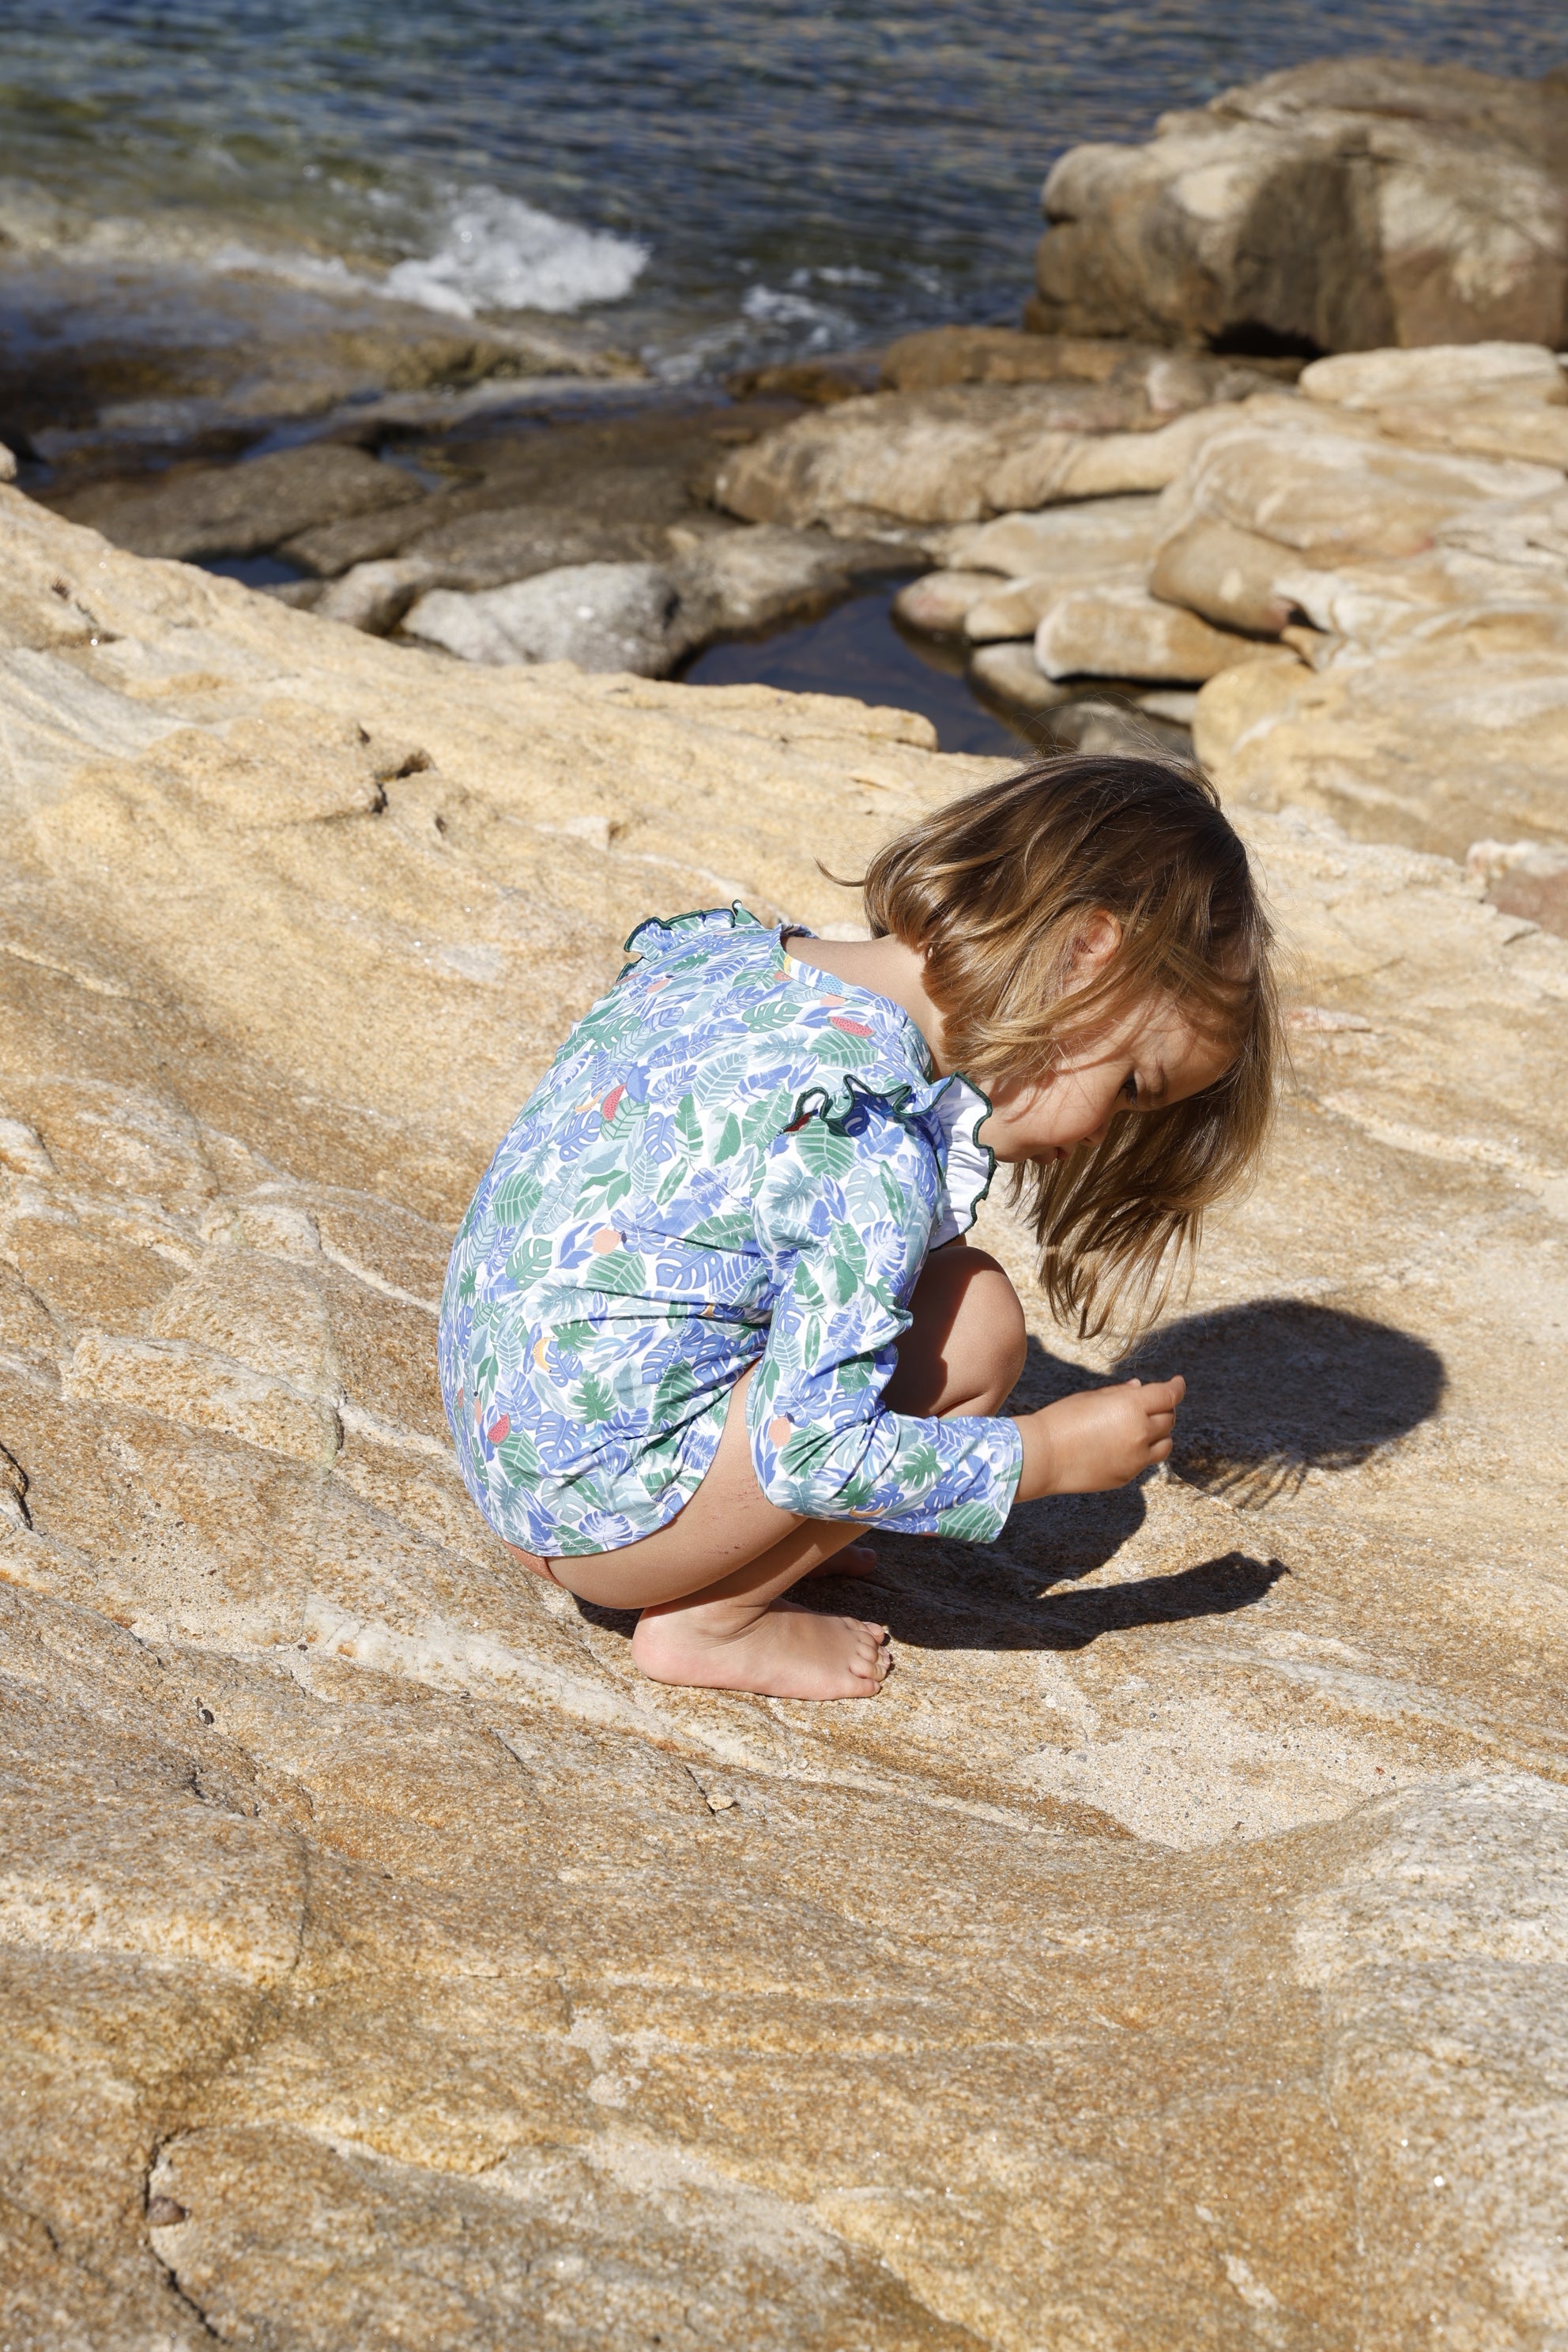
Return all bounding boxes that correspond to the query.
[2,486,1566,2349]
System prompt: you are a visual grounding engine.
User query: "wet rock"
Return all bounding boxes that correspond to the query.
[1031,57,1568,352]
[669,525,899,641]
[1035,582,1274,684]
[725,352,884,405]
[46,444,423,562]
[3,482,1568,2347]
[402,561,687,675]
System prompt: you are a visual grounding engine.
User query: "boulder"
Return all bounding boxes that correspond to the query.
[967,639,1071,710]
[314,557,438,635]
[1193,617,1568,861]
[2,481,1568,2344]
[47,443,423,561]
[1035,581,1276,683]
[1031,58,1568,354]
[401,562,687,675]
[714,389,1235,534]
[940,492,1162,579]
[878,326,1279,406]
[967,565,1147,644]
[893,569,1008,635]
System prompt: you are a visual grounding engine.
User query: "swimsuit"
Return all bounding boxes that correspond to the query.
[438,905,1024,1557]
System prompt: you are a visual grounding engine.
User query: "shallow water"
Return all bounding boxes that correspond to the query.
[3,1,1562,377]
[683,587,1031,758]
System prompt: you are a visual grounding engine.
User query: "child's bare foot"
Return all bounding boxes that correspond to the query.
[631,1596,891,1699]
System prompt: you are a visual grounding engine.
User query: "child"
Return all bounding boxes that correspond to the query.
[439,753,1278,1701]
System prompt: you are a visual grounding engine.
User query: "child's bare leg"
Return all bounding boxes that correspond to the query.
[541,1239,1028,1701]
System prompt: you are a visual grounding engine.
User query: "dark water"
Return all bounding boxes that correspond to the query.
[684,587,1030,758]
[2,1,1563,378]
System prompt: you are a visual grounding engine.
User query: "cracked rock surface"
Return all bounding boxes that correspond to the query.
[2,484,1566,2348]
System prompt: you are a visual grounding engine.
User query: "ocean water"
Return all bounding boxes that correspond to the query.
[2,0,1562,379]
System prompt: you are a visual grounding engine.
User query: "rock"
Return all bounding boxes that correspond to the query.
[724,353,883,405]
[714,389,1235,535]
[0,440,16,483]
[1149,516,1308,636]
[4,481,1568,2346]
[669,526,899,640]
[401,561,687,675]
[1194,624,1568,862]
[314,558,438,635]
[967,639,1072,711]
[1468,838,1568,935]
[892,570,1007,635]
[1154,395,1563,566]
[1031,58,1568,353]
[1035,582,1277,683]
[940,492,1162,579]
[878,326,1276,409]
[1299,343,1567,411]
[46,444,424,562]
[281,398,802,587]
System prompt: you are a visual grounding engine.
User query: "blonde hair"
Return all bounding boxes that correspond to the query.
[859,752,1280,1337]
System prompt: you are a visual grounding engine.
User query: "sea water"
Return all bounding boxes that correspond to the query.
[1,0,1561,379]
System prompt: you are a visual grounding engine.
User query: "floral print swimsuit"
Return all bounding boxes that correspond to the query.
[439,906,1025,1558]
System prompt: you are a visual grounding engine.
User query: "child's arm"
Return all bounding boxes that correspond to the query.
[1012,1377,1185,1500]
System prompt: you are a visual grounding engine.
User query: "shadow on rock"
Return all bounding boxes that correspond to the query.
[1119,1297,1446,1508]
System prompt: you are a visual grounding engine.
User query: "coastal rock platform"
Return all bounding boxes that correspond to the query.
[2,484,1566,2347]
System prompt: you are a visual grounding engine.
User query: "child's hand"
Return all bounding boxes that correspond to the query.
[1015,1375,1185,1499]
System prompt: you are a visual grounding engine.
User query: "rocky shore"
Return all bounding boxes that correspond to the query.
[3,49,1568,2352]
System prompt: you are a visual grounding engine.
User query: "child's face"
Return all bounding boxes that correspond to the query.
[978,994,1233,1167]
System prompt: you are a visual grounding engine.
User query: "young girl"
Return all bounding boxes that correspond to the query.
[439,753,1278,1701]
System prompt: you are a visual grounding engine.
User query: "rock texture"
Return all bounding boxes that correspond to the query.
[1031,58,1568,355]
[2,482,1568,2346]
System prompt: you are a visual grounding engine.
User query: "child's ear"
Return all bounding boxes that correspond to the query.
[1069,910,1122,977]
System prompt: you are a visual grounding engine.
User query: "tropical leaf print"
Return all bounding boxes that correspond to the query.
[436,906,1019,1558]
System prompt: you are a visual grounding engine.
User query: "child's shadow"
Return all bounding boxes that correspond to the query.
[818,1298,1447,1654]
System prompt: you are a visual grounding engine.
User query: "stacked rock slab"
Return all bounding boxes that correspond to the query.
[1030,57,1568,354]
[2,483,1567,2347]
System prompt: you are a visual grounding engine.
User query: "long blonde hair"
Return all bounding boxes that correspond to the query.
[860,752,1280,1337]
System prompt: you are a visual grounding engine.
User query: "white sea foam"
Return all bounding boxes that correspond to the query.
[382,188,648,317]
[741,281,854,350]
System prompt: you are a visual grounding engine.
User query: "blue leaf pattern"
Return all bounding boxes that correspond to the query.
[439,906,1020,1557]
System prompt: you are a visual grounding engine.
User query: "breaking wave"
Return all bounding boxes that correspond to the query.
[382,188,649,317]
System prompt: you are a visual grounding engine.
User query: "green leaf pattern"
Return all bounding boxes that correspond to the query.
[438,905,1018,1556]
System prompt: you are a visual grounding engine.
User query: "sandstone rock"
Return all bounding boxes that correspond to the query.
[967,639,1071,711]
[0,439,16,483]
[1299,342,1566,410]
[1035,582,1274,683]
[401,562,687,674]
[878,326,1276,410]
[1149,515,1314,636]
[714,390,1234,535]
[892,569,1007,635]
[2,481,1568,2346]
[669,526,900,641]
[1194,620,1568,862]
[940,492,1161,579]
[313,556,436,635]
[1032,58,1568,354]
[724,352,883,405]
[47,443,424,561]
[1155,395,1562,565]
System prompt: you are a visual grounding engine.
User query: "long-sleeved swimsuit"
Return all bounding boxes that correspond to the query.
[438,905,1025,1556]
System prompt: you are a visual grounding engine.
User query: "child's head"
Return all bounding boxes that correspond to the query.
[861,751,1280,1335]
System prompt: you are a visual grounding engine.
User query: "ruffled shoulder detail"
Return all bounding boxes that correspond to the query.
[927,1075,996,1248]
[619,901,763,976]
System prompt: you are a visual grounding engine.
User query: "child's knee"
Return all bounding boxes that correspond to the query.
[944,1247,1028,1408]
